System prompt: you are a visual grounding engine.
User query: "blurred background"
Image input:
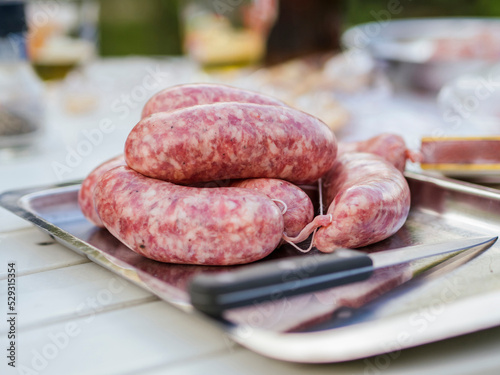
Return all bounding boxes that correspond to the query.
[20,0,500,74]
[99,0,500,60]
[3,0,500,181]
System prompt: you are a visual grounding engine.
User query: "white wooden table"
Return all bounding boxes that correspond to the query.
[1,57,500,375]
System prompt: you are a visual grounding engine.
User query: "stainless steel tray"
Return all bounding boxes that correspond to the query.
[2,172,500,363]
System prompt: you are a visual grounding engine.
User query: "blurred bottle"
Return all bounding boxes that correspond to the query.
[26,0,98,81]
[265,0,341,65]
[0,0,45,157]
[180,0,278,70]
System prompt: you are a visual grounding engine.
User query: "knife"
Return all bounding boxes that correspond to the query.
[188,236,497,316]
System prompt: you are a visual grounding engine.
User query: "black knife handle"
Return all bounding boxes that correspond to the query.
[188,248,374,316]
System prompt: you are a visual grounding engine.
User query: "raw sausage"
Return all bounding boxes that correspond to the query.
[125,102,337,185]
[338,133,420,173]
[78,154,126,227]
[230,178,314,237]
[314,153,410,252]
[94,166,284,265]
[141,83,287,118]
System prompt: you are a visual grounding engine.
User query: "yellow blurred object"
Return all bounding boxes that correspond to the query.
[63,93,98,115]
[181,0,277,70]
[185,15,265,69]
[27,23,58,59]
[26,1,98,81]
[31,35,93,80]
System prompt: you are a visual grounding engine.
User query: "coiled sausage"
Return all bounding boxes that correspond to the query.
[338,133,420,173]
[142,83,287,118]
[125,102,337,185]
[230,178,314,238]
[314,153,411,252]
[94,166,284,265]
[78,155,126,227]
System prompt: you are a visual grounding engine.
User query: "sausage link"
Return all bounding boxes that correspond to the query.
[338,133,419,173]
[94,166,284,265]
[314,153,410,252]
[126,102,337,185]
[230,178,314,238]
[142,83,287,118]
[78,154,126,227]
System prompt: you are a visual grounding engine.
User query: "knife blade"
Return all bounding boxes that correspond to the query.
[188,236,497,316]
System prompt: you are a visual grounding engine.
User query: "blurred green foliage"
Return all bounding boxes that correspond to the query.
[98,0,182,56]
[344,0,500,29]
[97,0,500,56]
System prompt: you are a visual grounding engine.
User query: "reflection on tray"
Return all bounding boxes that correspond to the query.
[223,263,412,333]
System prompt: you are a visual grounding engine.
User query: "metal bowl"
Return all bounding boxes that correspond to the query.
[341,18,500,92]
